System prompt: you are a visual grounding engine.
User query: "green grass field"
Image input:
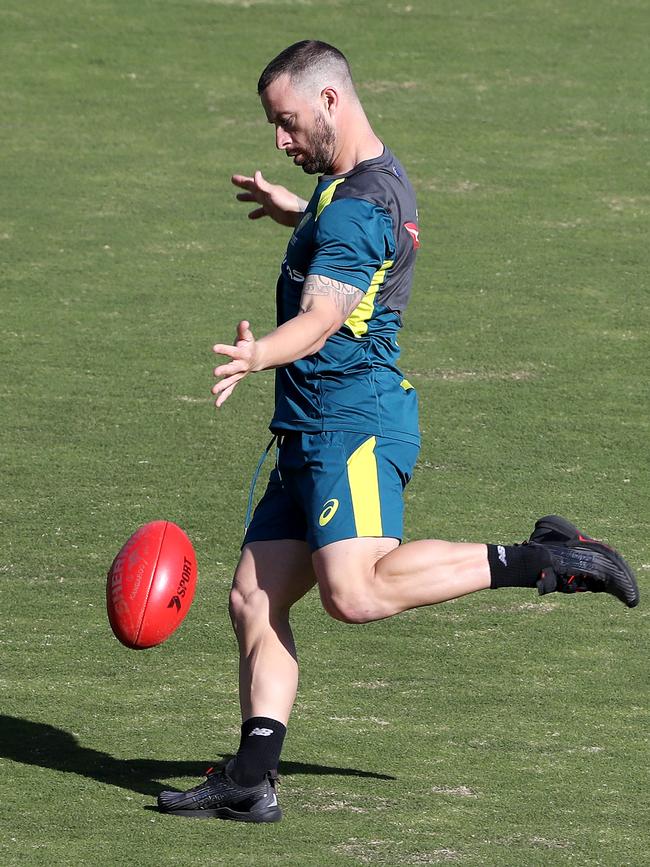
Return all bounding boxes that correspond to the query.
[2,1,648,864]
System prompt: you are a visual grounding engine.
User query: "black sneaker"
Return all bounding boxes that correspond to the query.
[528,515,639,608]
[157,762,282,822]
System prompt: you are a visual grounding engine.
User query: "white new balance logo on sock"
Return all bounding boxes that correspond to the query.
[249,727,274,737]
[497,545,508,567]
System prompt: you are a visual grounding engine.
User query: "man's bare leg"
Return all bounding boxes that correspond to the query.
[312,520,637,624]
[157,539,315,820]
[229,539,316,724]
[313,537,493,624]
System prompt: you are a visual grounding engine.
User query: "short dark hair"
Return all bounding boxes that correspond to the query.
[257,40,352,95]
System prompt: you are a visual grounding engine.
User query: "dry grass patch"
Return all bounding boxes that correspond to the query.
[431,785,478,797]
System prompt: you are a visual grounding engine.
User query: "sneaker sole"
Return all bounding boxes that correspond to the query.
[577,540,639,608]
[159,805,282,822]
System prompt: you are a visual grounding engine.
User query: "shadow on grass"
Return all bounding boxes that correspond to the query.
[0,715,396,798]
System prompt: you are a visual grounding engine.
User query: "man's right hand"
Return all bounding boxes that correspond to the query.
[231,171,307,228]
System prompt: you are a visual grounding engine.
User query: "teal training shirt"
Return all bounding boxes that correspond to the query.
[270,146,421,446]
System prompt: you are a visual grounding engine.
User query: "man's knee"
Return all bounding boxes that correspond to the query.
[229,541,314,634]
[228,583,253,627]
[313,538,398,624]
[231,540,315,627]
[318,578,380,624]
[228,579,274,634]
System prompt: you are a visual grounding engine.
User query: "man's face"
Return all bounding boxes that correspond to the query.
[261,74,336,175]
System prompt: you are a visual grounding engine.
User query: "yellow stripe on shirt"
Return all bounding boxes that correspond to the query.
[316,178,346,219]
[345,259,394,338]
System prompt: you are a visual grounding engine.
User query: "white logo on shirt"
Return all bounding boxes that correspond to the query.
[282,254,305,282]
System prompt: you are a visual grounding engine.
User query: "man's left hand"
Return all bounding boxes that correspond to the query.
[212,320,258,407]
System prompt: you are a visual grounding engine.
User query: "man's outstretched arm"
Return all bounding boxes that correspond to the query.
[211,274,363,407]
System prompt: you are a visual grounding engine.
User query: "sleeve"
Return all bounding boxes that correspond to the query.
[308,198,395,293]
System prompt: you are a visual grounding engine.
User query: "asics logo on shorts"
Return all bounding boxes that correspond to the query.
[318,498,339,526]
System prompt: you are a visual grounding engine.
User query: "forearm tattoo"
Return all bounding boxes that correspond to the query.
[301,274,363,318]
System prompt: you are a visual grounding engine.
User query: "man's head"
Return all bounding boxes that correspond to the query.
[257,41,359,175]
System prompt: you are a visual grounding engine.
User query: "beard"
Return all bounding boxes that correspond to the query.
[299,112,336,175]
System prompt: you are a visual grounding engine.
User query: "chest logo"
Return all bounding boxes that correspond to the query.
[318,498,340,527]
[404,222,421,249]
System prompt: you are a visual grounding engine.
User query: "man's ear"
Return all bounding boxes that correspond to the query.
[321,86,339,117]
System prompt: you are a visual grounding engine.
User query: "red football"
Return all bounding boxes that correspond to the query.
[106,520,197,649]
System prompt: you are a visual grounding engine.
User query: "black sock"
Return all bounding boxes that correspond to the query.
[487,543,553,589]
[230,716,286,787]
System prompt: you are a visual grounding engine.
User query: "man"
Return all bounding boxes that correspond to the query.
[158,41,639,823]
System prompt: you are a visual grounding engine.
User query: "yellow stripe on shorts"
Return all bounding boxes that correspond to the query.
[346,436,383,537]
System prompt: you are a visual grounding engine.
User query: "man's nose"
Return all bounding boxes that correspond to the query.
[275,127,291,150]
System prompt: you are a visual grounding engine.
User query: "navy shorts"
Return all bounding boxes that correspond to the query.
[243,431,419,552]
